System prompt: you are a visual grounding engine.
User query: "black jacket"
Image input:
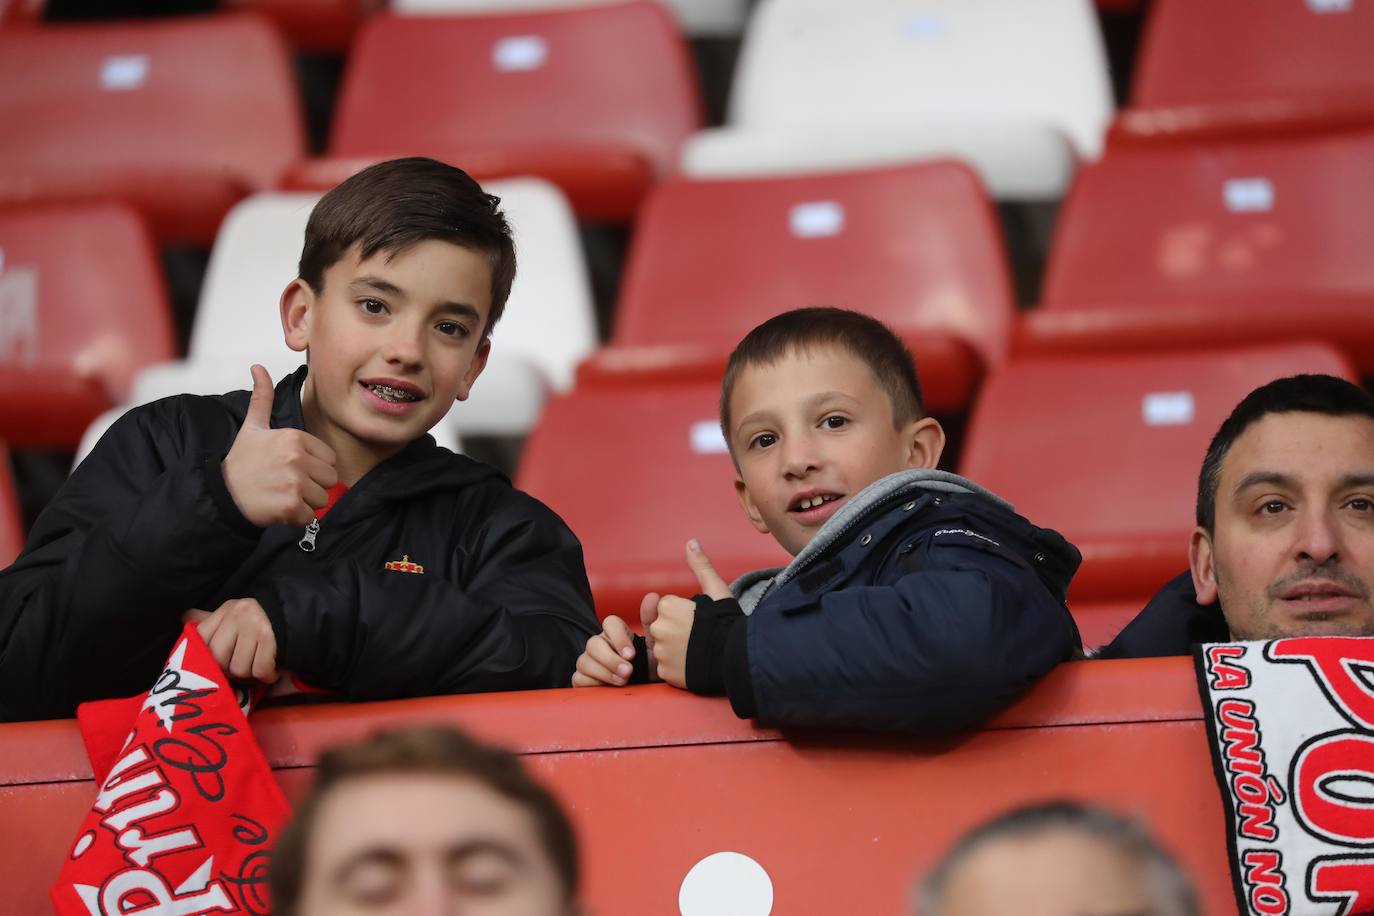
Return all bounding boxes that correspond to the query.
[0,367,599,721]
[1094,571,1228,659]
[677,473,1083,734]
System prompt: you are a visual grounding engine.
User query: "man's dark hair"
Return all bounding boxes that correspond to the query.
[915,800,1199,916]
[298,157,517,339]
[1197,374,1374,531]
[270,726,578,915]
[719,307,924,448]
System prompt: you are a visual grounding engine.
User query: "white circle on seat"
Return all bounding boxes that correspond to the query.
[679,850,773,915]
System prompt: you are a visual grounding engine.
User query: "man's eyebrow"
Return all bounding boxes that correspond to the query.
[445,838,528,870]
[1339,474,1374,490]
[331,846,405,885]
[1234,471,1298,494]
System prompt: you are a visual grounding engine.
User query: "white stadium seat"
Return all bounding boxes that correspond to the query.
[682,0,1113,200]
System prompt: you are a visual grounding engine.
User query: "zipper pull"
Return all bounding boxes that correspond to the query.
[299,518,320,553]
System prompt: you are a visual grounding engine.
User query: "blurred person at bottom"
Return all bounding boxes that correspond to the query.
[271,726,583,916]
[915,801,1199,916]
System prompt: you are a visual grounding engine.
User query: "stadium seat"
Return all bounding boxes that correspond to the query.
[681,0,1114,200]
[225,0,380,51]
[1020,129,1374,369]
[1115,0,1374,143]
[390,0,750,37]
[0,444,23,567]
[73,176,591,463]
[579,161,1014,414]
[0,0,41,25]
[288,3,702,221]
[959,343,1358,603]
[0,14,306,245]
[0,202,174,449]
[517,381,790,621]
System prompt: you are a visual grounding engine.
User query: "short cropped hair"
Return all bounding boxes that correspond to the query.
[915,800,1199,916]
[1197,374,1374,531]
[719,308,924,446]
[298,157,517,338]
[270,726,578,915]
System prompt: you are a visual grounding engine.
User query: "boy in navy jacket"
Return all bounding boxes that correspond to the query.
[573,308,1080,733]
[0,158,599,721]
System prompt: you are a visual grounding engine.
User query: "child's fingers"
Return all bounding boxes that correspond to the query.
[251,640,278,684]
[586,637,632,681]
[228,631,258,680]
[602,616,635,657]
[196,610,223,644]
[573,649,628,687]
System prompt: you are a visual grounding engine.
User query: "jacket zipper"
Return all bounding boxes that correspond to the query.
[299,518,320,552]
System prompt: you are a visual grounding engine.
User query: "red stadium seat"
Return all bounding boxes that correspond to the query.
[1116,0,1374,142]
[0,14,306,245]
[579,162,1014,413]
[0,659,1238,915]
[0,444,22,567]
[0,202,175,448]
[1019,130,1374,369]
[225,0,379,51]
[960,343,1357,603]
[517,382,789,622]
[289,3,702,221]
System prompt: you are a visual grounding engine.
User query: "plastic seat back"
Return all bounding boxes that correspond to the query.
[0,202,174,448]
[390,0,750,36]
[518,382,790,620]
[0,14,305,244]
[960,343,1358,602]
[326,4,701,219]
[588,162,1013,413]
[726,0,1112,159]
[1132,0,1374,122]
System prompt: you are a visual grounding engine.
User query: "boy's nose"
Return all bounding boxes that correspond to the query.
[382,325,424,368]
[780,434,821,479]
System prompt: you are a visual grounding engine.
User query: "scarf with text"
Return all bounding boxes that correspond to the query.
[51,623,288,915]
[1197,637,1374,916]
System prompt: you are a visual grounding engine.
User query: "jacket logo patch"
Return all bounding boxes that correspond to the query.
[933,529,1000,547]
[384,554,425,574]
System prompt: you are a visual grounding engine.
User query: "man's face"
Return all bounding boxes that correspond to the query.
[296,773,572,916]
[282,239,492,480]
[728,345,944,556]
[1192,411,1374,640]
[935,829,1156,916]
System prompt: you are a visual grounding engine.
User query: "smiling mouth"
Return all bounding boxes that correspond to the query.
[790,494,842,513]
[363,383,421,403]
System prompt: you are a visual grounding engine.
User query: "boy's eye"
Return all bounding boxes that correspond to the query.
[749,433,777,450]
[435,320,469,339]
[821,415,848,430]
[359,298,387,316]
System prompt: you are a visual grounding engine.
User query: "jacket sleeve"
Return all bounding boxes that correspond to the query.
[0,403,261,720]
[254,491,600,700]
[738,532,1080,734]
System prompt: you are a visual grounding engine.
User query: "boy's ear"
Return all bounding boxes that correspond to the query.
[734,476,772,536]
[904,416,946,470]
[1189,526,1221,606]
[280,279,314,353]
[454,338,491,402]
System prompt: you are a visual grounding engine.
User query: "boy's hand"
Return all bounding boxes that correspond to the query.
[648,540,732,689]
[571,615,636,687]
[183,599,279,684]
[222,365,338,528]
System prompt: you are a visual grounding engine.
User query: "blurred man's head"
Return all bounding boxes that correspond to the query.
[272,727,581,916]
[916,801,1199,916]
[1191,374,1374,640]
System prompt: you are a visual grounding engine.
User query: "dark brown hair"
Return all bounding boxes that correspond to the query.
[719,307,924,450]
[298,157,517,338]
[270,726,579,915]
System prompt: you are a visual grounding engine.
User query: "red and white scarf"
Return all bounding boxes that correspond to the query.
[1197,637,1374,915]
[51,623,289,915]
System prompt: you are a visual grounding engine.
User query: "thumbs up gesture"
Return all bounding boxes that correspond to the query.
[647,539,731,689]
[222,365,339,528]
